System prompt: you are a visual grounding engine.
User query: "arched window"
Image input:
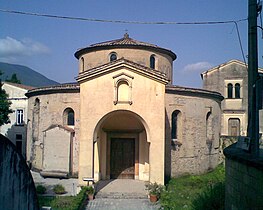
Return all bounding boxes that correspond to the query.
[171,110,181,140]
[150,55,155,69]
[227,83,233,98]
[228,118,240,136]
[117,80,129,102]
[80,57,84,71]
[206,112,213,141]
[235,83,240,98]
[63,108,75,126]
[110,52,117,62]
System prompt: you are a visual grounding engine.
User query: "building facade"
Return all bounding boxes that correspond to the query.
[201,60,263,139]
[0,82,33,157]
[26,34,223,185]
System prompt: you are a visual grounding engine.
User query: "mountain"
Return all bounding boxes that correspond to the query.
[0,62,59,87]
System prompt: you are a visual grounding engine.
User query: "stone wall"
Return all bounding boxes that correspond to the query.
[165,86,223,178]
[224,144,263,210]
[0,134,38,210]
[26,84,80,176]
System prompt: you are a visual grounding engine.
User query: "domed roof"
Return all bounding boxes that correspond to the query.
[75,33,176,60]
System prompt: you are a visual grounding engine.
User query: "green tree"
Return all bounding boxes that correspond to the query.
[6,73,21,84]
[0,71,12,126]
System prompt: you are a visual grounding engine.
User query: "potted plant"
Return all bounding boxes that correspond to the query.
[145,182,164,203]
[85,186,95,200]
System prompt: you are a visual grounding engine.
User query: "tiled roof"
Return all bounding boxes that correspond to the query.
[3,81,34,90]
[25,82,80,97]
[166,85,223,101]
[90,33,158,48]
[75,34,176,60]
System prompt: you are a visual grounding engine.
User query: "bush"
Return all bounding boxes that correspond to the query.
[191,182,225,210]
[53,184,66,194]
[82,186,95,195]
[36,185,46,194]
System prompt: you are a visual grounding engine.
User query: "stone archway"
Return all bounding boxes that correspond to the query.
[93,110,150,181]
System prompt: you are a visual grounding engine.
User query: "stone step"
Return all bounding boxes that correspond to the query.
[95,192,148,199]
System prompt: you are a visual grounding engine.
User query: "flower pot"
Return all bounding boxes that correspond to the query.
[149,194,158,203]
[88,194,94,200]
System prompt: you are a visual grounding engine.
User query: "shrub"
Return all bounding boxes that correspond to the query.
[191,182,225,210]
[53,184,66,194]
[83,186,95,195]
[36,185,46,194]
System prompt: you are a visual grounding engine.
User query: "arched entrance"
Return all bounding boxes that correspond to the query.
[93,110,150,181]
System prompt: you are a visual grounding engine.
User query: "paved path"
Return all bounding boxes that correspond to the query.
[86,198,160,210]
[86,179,161,210]
[31,171,78,196]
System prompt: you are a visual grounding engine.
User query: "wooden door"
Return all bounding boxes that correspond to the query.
[110,138,135,179]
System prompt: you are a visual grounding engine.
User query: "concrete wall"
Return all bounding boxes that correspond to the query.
[224,144,263,210]
[0,134,38,210]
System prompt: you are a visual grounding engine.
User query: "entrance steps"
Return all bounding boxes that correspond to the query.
[94,179,148,199]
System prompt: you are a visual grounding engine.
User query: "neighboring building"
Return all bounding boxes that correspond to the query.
[201,59,263,139]
[0,82,33,157]
[26,34,223,185]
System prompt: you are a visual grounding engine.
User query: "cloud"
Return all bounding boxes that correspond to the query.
[0,36,50,62]
[182,61,213,73]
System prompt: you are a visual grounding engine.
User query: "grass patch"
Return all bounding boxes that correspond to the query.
[160,164,225,210]
[38,186,88,210]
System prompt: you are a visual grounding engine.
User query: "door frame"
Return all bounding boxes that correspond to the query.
[106,132,139,179]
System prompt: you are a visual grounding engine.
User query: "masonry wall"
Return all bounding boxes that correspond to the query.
[224,144,263,210]
[27,89,80,176]
[165,88,222,177]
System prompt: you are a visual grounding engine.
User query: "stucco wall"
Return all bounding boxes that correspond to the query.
[78,66,166,184]
[79,48,173,83]
[202,61,248,136]
[1,83,29,157]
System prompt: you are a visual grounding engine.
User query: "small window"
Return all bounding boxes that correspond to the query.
[81,57,85,71]
[16,109,24,125]
[63,108,75,126]
[16,134,22,140]
[150,55,155,69]
[235,83,240,98]
[227,83,233,98]
[110,53,117,62]
[171,110,181,140]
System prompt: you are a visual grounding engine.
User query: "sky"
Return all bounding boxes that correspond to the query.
[0,0,262,88]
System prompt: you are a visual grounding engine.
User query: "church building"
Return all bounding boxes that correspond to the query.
[26,34,223,185]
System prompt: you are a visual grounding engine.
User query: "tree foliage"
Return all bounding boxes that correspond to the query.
[0,71,12,126]
[6,73,21,84]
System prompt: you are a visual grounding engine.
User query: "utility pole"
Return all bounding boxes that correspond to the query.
[248,0,259,155]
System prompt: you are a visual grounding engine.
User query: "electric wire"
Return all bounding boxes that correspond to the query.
[234,22,248,68]
[0,8,249,72]
[0,8,247,25]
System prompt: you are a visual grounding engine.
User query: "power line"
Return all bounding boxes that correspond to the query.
[0,8,247,25]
